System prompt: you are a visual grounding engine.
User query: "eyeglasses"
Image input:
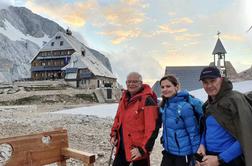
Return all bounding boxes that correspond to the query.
[126,80,141,84]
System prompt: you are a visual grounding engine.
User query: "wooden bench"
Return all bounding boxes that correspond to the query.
[0,128,95,166]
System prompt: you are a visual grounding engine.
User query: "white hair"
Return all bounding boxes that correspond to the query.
[127,72,142,81]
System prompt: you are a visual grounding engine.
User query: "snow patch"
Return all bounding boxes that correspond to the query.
[53,103,118,118]
[53,80,252,118]
[0,19,50,47]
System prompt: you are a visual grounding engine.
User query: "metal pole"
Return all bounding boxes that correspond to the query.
[108,145,115,166]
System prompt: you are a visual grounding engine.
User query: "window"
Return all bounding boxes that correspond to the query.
[51,42,54,46]
[61,51,65,55]
[82,80,86,85]
[60,41,64,46]
[55,36,61,39]
[81,50,85,56]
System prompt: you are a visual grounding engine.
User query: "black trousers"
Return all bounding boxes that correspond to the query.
[206,151,245,166]
[160,150,192,166]
[113,148,150,166]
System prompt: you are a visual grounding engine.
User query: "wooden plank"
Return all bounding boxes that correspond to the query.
[5,151,65,165]
[5,143,66,165]
[30,147,64,165]
[0,129,69,152]
[61,148,95,164]
[0,128,66,142]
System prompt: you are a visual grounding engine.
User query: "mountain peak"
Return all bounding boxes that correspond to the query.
[4,6,65,38]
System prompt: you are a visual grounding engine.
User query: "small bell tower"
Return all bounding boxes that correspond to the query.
[212,31,227,77]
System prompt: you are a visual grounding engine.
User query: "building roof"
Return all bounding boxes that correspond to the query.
[152,80,161,98]
[33,31,116,79]
[152,66,207,97]
[212,38,227,55]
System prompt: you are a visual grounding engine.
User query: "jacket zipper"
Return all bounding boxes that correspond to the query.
[163,107,169,151]
[174,132,180,152]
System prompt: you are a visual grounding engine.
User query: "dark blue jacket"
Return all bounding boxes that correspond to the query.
[160,90,200,156]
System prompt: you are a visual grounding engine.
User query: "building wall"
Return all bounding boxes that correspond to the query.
[78,76,116,89]
[66,80,77,87]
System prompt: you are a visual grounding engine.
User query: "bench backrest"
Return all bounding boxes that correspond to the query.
[0,129,69,165]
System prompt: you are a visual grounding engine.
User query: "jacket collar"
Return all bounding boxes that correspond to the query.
[122,84,153,103]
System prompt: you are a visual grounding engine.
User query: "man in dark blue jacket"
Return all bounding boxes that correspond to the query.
[197,66,252,166]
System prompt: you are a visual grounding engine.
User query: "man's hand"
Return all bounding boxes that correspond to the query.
[110,136,118,146]
[130,147,142,160]
[200,155,219,166]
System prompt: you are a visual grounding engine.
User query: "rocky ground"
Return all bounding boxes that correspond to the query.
[0,85,163,166]
[0,105,163,166]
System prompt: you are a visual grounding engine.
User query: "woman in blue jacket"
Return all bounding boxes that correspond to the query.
[159,75,201,166]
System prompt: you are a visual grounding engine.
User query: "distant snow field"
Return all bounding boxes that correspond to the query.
[53,80,252,118]
[53,103,118,118]
[0,20,50,46]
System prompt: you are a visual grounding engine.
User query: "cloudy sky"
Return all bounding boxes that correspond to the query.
[4,0,252,86]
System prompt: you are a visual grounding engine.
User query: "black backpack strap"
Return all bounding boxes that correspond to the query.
[145,95,156,106]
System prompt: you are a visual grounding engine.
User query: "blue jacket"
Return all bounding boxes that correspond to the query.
[160,90,200,156]
[201,115,242,163]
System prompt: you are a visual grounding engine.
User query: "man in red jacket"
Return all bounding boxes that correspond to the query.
[110,72,160,166]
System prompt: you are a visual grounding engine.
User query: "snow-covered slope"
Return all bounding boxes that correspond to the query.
[53,80,252,118]
[0,19,50,47]
[0,6,64,39]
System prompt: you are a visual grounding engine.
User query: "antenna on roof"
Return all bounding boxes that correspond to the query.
[247,26,252,32]
[217,31,221,38]
[66,27,72,36]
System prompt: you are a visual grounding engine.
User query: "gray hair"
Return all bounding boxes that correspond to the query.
[127,72,142,81]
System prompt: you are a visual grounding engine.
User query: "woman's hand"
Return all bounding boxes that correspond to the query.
[197,144,206,156]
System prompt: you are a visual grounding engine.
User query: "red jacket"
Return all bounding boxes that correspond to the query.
[110,84,159,162]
